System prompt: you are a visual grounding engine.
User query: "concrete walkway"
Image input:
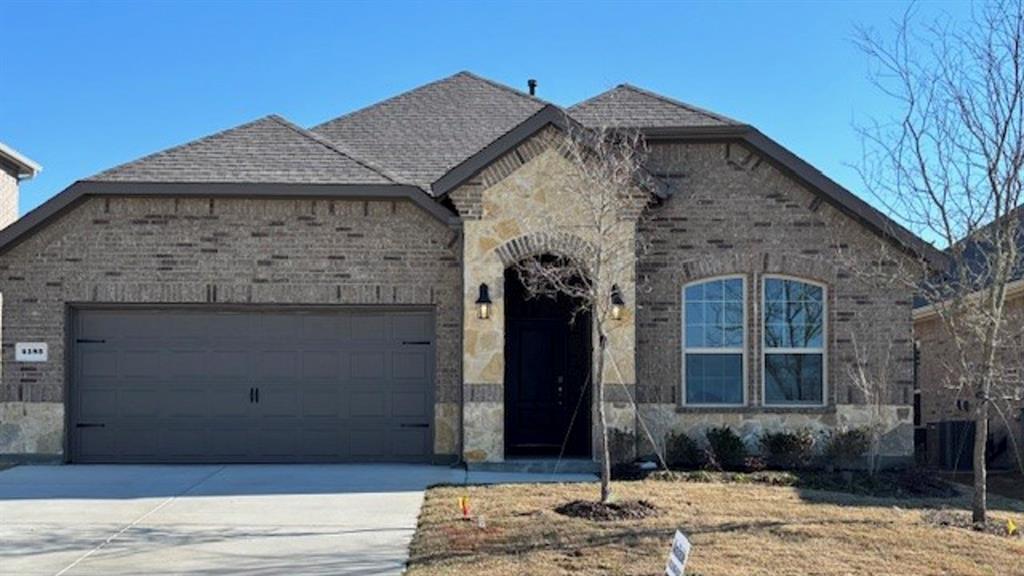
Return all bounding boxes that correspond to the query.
[0,464,594,575]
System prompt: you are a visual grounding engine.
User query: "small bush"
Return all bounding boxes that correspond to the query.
[759,429,816,470]
[823,427,871,470]
[705,426,747,471]
[665,431,704,470]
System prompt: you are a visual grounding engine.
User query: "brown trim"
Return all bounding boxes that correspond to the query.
[0,181,461,257]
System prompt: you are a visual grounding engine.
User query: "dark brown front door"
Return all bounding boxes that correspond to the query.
[504,266,591,457]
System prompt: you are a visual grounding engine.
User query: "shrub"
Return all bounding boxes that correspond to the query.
[665,431,704,470]
[823,427,871,470]
[759,429,816,470]
[704,426,747,471]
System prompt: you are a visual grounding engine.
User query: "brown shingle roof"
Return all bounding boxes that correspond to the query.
[89,115,395,185]
[311,71,547,191]
[568,84,740,128]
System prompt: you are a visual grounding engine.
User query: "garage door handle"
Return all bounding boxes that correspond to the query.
[249,388,254,403]
[400,423,430,428]
[75,423,105,428]
[76,339,106,344]
[402,341,431,346]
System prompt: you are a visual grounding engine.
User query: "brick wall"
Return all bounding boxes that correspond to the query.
[0,195,462,457]
[635,141,917,460]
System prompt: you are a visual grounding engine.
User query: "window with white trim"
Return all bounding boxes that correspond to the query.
[682,276,745,405]
[762,276,826,406]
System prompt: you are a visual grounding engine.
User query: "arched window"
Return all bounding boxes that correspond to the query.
[762,276,826,406]
[682,276,746,405]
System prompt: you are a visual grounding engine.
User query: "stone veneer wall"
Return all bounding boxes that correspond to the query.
[0,196,462,458]
[0,165,18,230]
[450,126,639,462]
[635,141,917,462]
[915,297,1024,468]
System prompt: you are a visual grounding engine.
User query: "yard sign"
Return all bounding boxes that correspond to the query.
[664,530,691,576]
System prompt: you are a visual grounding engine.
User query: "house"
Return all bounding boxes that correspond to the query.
[914,218,1024,471]
[0,72,939,465]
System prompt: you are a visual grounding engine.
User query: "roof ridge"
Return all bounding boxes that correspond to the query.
[86,115,279,181]
[616,83,740,125]
[453,70,552,107]
[266,115,403,185]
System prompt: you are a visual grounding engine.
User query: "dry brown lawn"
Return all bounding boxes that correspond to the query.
[407,480,1024,576]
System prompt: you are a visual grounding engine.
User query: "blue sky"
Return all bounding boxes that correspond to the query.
[1,1,969,219]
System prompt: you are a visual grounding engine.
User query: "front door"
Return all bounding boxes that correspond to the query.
[504,265,591,457]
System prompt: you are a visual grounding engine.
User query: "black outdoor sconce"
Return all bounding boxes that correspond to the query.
[611,284,625,320]
[476,283,492,319]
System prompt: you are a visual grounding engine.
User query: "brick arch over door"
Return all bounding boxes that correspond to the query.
[494,232,596,270]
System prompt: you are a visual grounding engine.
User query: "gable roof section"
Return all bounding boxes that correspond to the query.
[312,71,547,191]
[569,84,741,128]
[90,115,396,185]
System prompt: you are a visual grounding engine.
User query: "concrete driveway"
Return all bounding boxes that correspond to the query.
[0,464,593,575]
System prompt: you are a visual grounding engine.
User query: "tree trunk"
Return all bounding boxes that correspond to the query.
[596,331,611,504]
[972,400,989,524]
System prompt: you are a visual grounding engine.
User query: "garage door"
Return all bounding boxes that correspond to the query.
[70,308,435,463]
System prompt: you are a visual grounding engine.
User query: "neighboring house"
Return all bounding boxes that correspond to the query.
[914,221,1024,471]
[0,72,940,466]
[0,142,41,230]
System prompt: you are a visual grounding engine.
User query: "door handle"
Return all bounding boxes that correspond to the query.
[249,388,254,403]
[255,387,259,404]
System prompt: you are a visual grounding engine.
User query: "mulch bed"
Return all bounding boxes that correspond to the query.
[922,509,1021,538]
[554,499,659,521]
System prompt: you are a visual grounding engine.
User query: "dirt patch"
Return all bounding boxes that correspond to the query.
[922,508,1022,537]
[553,499,659,521]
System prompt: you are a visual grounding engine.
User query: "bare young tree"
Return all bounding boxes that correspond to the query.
[855,1,1024,523]
[846,328,899,477]
[512,120,653,504]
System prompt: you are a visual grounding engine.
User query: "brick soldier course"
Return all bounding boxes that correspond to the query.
[0,72,939,465]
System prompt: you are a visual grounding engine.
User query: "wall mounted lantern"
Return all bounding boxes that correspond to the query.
[476,283,492,319]
[610,284,625,320]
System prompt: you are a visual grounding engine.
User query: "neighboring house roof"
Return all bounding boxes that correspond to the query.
[312,71,547,191]
[569,84,740,128]
[90,115,395,185]
[0,142,42,180]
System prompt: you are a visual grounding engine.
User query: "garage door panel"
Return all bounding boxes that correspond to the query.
[207,351,249,377]
[207,386,252,418]
[80,350,118,377]
[348,390,386,418]
[73,308,434,463]
[301,351,340,379]
[351,352,386,379]
[78,388,119,419]
[393,351,428,379]
[392,391,429,417]
[169,351,209,377]
[393,313,432,342]
[117,388,162,417]
[393,429,431,456]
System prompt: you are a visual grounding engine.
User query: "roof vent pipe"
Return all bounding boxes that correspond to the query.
[527,79,537,96]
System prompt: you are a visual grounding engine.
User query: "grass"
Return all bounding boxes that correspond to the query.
[407,480,1024,575]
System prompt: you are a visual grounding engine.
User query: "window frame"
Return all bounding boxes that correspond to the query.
[681,274,748,407]
[760,274,828,408]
